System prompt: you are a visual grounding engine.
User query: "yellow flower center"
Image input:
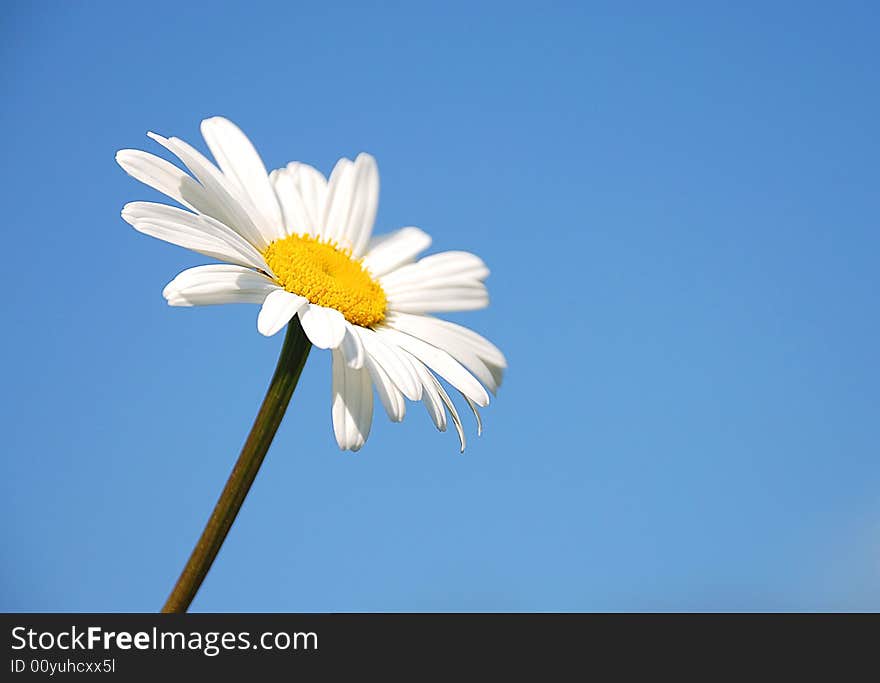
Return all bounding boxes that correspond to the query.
[263,233,387,327]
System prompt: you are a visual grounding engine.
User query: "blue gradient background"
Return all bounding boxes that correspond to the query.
[2,1,878,611]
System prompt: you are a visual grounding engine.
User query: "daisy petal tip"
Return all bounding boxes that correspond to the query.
[163,292,190,306]
[119,206,139,226]
[257,308,286,336]
[256,317,284,337]
[200,116,237,138]
[200,115,221,128]
[334,433,364,452]
[257,322,280,337]
[404,226,432,250]
[355,151,377,168]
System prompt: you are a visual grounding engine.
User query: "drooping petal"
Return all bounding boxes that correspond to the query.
[375,328,490,407]
[339,322,366,370]
[356,328,422,401]
[382,312,503,393]
[361,227,432,277]
[410,357,465,452]
[200,117,284,242]
[411,358,447,432]
[298,304,346,349]
[433,377,466,452]
[382,338,425,401]
[163,264,280,307]
[462,395,483,436]
[331,349,373,451]
[363,351,406,422]
[257,289,309,336]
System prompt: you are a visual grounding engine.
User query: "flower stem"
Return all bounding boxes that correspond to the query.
[161,319,311,613]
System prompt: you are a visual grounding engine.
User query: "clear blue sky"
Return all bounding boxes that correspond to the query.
[2,1,878,611]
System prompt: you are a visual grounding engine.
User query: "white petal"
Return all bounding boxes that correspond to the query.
[331,349,373,451]
[361,227,432,277]
[414,250,490,279]
[270,167,318,237]
[463,395,483,436]
[116,149,217,215]
[363,351,406,422]
[285,162,328,234]
[415,361,465,452]
[257,289,308,336]
[375,328,490,407]
[147,132,269,250]
[340,323,366,369]
[380,251,489,292]
[422,315,507,369]
[318,153,380,252]
[321,157,356,245]
[345,153,380,257]
[355,327,422,401]
[382,312,501,393]
[200,117,284,242]
[298,304,346,349]
[411,359,447,432]
[386,284,489,314]
[163,264,279,307]
[383,340,424,401]
[121,201,270,272]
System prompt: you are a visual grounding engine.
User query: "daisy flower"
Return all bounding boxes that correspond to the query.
[117,117,505,452]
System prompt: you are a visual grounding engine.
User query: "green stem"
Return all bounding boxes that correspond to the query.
[161,319,311,613]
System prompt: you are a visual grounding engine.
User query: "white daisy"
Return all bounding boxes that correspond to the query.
[117,117,505,452]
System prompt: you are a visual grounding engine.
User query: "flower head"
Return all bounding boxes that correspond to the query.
[117,117,505,451]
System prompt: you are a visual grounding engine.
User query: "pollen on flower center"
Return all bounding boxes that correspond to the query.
[263,233,387,327]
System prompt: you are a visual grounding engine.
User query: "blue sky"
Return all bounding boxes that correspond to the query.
[2,1,878,611]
